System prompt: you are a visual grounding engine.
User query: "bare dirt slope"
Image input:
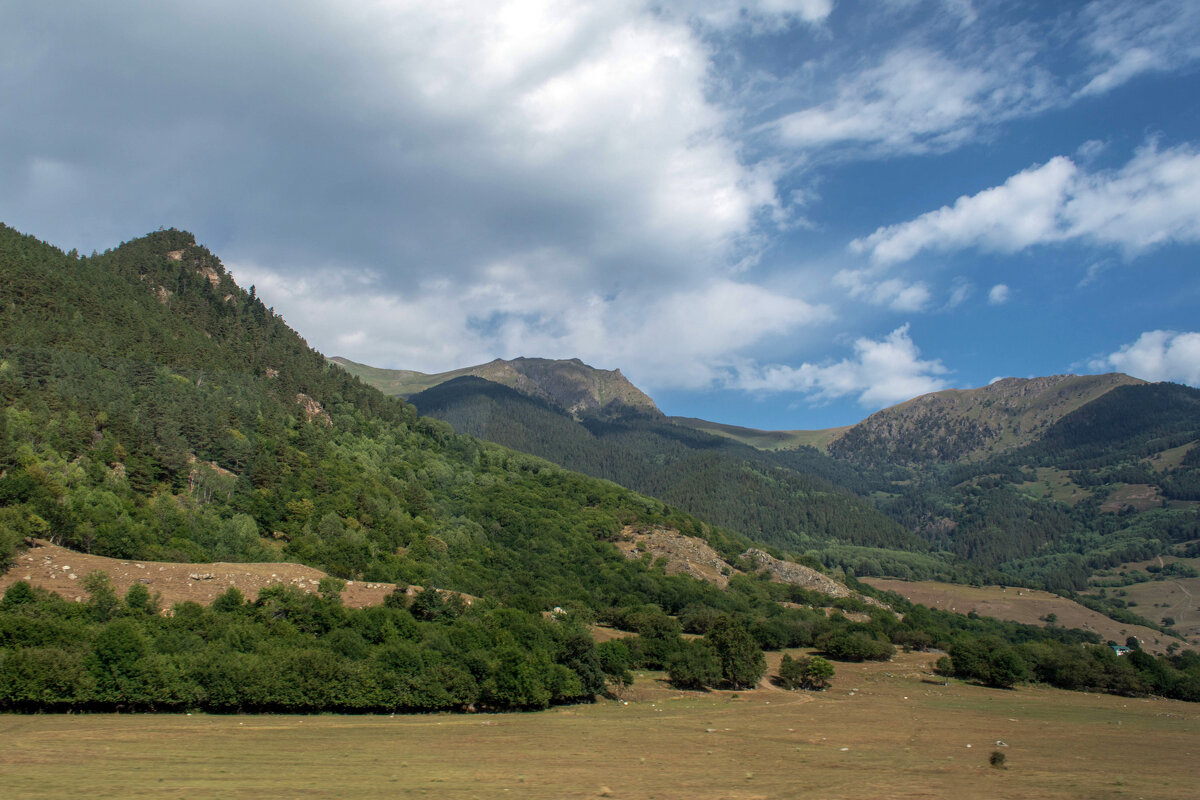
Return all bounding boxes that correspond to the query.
[614,526,883,607]
[1,540,404,609]
[864,577,1180,655]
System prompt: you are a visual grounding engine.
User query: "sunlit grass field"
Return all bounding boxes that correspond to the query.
[2,651,1197,799]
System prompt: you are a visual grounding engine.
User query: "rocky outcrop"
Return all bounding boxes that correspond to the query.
[740,548,852,598]
[296,393,332,426]
[615,526,733,587]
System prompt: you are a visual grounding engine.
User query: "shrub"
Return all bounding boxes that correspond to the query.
[778,653,835,690]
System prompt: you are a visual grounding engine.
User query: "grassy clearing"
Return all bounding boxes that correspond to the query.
[1,652,1196,800]
[669,418,850,452]
[1015,467,1090,506]
[1100,484,1163,514]
[1086,556,1200,647]
[863,578,1175,654]
[1145,441,1197,473]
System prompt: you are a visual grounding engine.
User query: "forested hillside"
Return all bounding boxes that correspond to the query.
[4,222,1200,711]
[0,223,744,600]
[408,376,943,573]
[404,360,1199,597]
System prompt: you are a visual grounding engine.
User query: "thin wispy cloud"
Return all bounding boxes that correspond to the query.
[1077,0,1200,97]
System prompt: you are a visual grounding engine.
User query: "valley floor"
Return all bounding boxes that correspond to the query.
[2,651,1197,799]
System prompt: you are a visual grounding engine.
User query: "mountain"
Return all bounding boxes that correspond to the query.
[392,359,1198,596]
[673,373,1142,462]
[5,222,1200,712]
[828,373,1145,466]
[404,375,938,573]
[4,221,941,711]
[331,355,661,419]
[0,223,737,602]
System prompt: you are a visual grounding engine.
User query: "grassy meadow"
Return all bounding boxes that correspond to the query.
[2,651,1197,800]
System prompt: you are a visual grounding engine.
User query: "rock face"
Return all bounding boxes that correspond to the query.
[740,548,853,598]
[474,357,660,419]
[613,526,885,608]
[333,356,661,419]
[295,393,332,426]
[615,526,734,587]
[829,373,1143,465]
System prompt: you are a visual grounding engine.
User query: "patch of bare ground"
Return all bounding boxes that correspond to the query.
[614,525,736,587]
[615,525,885,608]
[0,539,435,609]
[1099,483,1162,513]
[864,577,1182,655]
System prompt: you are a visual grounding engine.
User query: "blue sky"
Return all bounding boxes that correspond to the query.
[2,0,1199,429]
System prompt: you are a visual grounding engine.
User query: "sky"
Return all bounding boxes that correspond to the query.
[3,0,1199,430]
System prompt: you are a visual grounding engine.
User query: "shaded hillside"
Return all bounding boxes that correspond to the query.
[408,376,938,564]
[669,416,848,451]
[332,355,660,419]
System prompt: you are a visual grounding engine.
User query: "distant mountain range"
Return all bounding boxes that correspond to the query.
[331,356,660,419]
[342,354,1200,599]
[335,355,1149,463]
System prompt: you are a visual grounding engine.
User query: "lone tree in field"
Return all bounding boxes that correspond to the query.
[705,615,766,689]
[778,654,835,690]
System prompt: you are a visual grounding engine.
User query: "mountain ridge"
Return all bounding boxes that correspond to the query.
[331,355,661,419]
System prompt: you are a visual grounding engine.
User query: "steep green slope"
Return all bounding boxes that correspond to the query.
[0,223,742,605]
[874,383,1200,592]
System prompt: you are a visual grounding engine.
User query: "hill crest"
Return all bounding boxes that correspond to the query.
[332,355,661,419]
[826,373,1144,465]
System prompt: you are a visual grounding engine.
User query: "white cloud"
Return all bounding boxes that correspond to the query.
[987,284,1010,305]
[770,47,1054,157]
[760,1,1200,162]
[851,141,1200,265]
[850,156,1075,264]
[945,279,972,308]
[1078,0,1200,97]
[231,260,831,392]
[0,1,787,293]
[833,269,931,312]
[732,324,949,408]
[1095,330,1200,386]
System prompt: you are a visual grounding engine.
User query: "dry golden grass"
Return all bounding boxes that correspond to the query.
[862,578,1177,654]
[1,651,1197,800]
[1086,556,1200,647]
